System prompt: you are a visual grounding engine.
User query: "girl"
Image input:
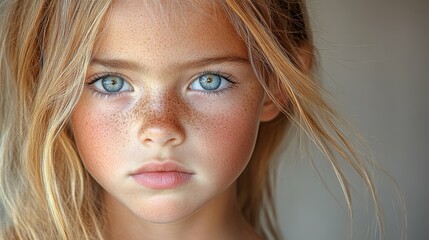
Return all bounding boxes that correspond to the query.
[0,0,386,239]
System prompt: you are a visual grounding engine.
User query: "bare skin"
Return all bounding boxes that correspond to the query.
[105,186,261,240]
[71,1,278,239]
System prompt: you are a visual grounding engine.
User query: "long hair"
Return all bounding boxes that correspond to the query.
[0,0,383,239]
[222,1,383,239]
[0,1,111,239]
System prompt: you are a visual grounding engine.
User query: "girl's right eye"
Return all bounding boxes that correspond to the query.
[88,74,132,95]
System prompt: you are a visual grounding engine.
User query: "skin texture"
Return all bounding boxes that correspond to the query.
[71,1,279,239]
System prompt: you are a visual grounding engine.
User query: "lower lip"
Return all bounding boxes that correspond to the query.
[132,172,192,189]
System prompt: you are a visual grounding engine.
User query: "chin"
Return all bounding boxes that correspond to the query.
[130,197,204,224]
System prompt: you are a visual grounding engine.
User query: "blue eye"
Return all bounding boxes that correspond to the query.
[189,73,232,92]
[90,75,132,94]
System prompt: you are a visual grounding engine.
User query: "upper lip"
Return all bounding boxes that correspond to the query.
[130,160,193,175]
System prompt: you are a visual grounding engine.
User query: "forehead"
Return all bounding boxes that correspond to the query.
[94,0,247,72]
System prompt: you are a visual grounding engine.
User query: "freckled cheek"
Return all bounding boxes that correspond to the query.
[193,94,263,183]
[70,106,131,178]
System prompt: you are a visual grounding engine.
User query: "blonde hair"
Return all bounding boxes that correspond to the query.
[1,1,111,239]
[0,0,385,239]
[222,1,383,239]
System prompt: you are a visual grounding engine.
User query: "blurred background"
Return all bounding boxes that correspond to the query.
[276,0,429,239]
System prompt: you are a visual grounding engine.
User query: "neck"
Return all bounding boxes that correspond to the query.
[104,185,262,240]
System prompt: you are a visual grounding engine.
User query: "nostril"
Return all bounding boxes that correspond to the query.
[143,138,153,145]
[166,137,179,145]
[139,127,184,147]
[142,136,174,145]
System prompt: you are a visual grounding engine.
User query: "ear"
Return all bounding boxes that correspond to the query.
[259,43,313,122]
[297,42,313,73]
[259,94,280,122]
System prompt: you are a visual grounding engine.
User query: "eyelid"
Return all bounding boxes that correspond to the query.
[85,71,133,98]
[194,70,236,84]
[188,70,238,96]
[86,71,130,85]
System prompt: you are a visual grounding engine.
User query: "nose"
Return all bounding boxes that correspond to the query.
[140,126,184,147]
[137,92,186,147]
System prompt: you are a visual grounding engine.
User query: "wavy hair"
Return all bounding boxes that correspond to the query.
[0,0,385,239]
[0,0,111,239]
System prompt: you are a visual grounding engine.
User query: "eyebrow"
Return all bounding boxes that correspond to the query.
[90,56,250,73]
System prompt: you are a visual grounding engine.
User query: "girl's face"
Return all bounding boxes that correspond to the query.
[71,1,278,224]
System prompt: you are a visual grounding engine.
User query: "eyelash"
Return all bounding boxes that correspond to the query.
[192,70,237,96]
[85,70,238,98]
[86,71,129,99]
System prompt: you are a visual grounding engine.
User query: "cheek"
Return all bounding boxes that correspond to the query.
[70,104,130,179]
[209,115,258,174]
[192,89,264,184]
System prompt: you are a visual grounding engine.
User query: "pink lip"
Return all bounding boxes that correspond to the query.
[131,161,193,190]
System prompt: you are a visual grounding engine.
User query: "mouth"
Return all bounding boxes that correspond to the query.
[130,161,193,190]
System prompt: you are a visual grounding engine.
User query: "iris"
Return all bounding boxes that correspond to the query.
[198,74,222,90]
[101,76,124,92]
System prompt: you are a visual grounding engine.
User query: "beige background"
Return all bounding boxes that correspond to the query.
[276,0,429,239]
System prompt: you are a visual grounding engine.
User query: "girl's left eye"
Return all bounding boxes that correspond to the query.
[90,75,132,94]
[189,73,232,92]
